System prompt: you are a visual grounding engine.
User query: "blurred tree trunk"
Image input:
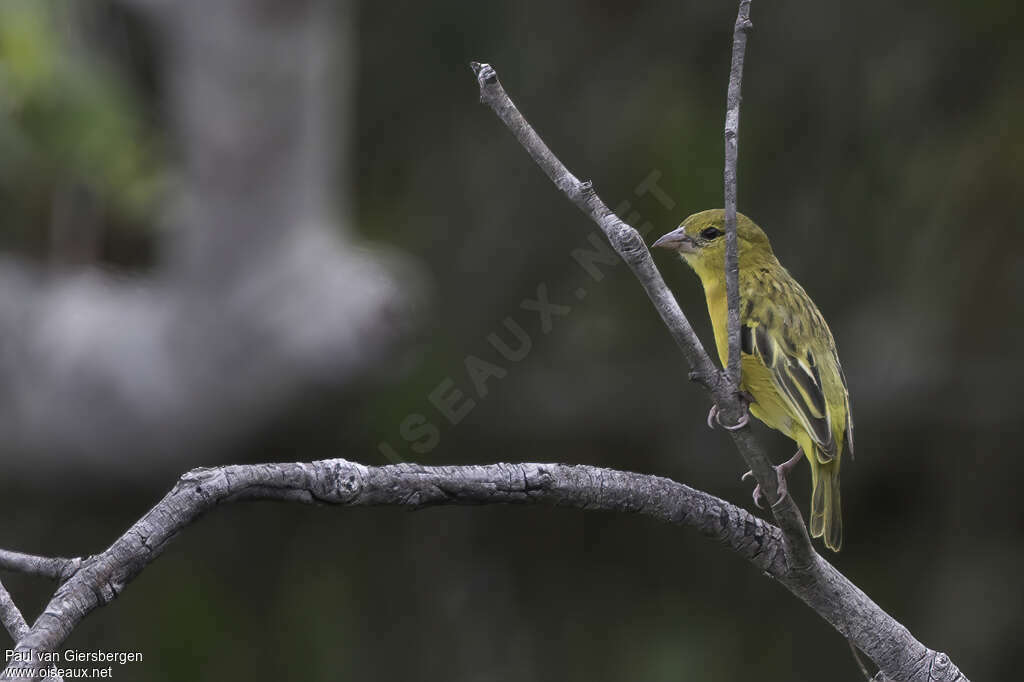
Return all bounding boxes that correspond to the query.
[0,0,411,476]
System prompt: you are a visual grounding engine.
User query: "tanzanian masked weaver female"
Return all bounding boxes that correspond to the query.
[653,209,853,551]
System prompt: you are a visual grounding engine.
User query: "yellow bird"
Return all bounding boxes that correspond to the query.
[653,209,853,551]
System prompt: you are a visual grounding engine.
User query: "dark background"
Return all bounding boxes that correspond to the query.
[1,0,1021,680]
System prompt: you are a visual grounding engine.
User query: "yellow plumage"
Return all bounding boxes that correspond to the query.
[654,209,853,551]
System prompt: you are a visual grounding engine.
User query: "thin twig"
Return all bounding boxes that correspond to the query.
[713,0,816,570]
[850,639,874,681]
[723,0,752,386]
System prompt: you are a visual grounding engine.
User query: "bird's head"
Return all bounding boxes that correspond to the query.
[652,208,774,277]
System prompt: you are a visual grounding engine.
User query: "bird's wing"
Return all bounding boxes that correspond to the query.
[740,280,848,462]
[832,347,854,458]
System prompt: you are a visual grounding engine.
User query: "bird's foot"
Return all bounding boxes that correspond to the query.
[706,401,750,431]
[741,448,804,509]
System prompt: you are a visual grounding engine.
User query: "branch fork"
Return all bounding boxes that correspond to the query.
[465,26,965,679]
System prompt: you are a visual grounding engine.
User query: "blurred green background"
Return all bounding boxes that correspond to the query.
[1,0,1021,680]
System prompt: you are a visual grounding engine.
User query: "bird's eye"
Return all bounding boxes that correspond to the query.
[700,227,723,240]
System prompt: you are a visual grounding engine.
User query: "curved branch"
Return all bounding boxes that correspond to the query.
[2,460,779,678]
[1,460,964,681]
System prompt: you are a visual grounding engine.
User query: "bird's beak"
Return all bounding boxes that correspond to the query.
[652,226,696,253]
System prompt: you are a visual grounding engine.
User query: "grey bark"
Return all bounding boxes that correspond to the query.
[0,580,28,642]
[0,460,965,681]
[0,550,82,582]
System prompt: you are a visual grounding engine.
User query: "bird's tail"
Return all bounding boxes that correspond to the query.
[809,455,842,552]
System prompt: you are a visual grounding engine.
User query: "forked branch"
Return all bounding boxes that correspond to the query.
[467,51,966,682]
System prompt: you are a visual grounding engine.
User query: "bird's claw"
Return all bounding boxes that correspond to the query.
[740,449,803,510]
[706,403,750,431]
[740,468,787,509]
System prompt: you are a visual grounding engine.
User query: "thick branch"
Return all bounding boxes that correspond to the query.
[1,460,780,678]
[0,460,965,681]
[723,0,752,386]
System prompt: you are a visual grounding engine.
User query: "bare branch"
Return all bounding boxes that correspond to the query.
[467,63,718,383]
[0,460,779,678]
[0,460,967,681]
[723,0,752,386]
[713,0,816,575]
[0,549,82,582]
[0,579,28,642]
